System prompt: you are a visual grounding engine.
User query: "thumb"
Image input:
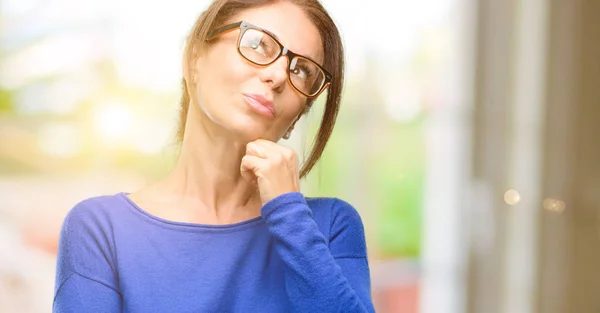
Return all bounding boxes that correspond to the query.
[240,155,263,185]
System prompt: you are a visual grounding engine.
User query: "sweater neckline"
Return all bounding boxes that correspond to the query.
[117,192,265,232]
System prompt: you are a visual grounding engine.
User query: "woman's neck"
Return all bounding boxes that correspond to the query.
[145,109,263,224]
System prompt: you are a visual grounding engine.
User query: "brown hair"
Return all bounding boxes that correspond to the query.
[177,0,344,178]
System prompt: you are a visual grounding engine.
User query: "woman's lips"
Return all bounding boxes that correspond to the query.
[242,93,275,118]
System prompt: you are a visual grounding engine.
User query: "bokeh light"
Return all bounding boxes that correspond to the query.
[504,189,521,205]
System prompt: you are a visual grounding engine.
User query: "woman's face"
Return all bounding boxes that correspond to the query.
[191,1,324,142]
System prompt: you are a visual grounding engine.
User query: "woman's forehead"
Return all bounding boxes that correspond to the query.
[230,3,324,63]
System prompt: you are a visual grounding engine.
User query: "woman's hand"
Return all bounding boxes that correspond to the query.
[240,139,301,205]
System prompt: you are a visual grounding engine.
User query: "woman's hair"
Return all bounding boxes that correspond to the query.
[178,0,344,178]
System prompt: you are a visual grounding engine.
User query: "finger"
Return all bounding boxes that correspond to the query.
[255,139,297,162]
[240,155,265,184]
[252,139,281,152]
[246,141,271,158]
[251,139,294,161]
[240,154,265,172]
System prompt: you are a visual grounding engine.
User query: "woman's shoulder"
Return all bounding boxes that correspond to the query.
[61,193,127,230]
[304,195,367,256]
[304,196,366,235]
[305,196,363,220]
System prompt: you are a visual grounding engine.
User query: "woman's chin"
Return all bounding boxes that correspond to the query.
[225,125,267,142]
[227,116,273,140]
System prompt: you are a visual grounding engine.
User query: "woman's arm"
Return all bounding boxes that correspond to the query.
[54,273,122,312]
[261,192,375,313]
[54,200,122,312]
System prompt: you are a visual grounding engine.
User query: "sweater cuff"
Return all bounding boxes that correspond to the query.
[261,192,307,218]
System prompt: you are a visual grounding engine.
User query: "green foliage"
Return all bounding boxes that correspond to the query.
[304,90,425,258]
[0,88,13,113]
[371,117,425,258]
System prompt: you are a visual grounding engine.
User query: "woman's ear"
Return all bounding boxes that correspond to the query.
[183,42,203,83]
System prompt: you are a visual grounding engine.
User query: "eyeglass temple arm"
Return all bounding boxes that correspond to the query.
[207,22,244,40]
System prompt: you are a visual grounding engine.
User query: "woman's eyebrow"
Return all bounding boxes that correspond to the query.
[264,28,320,62]
[263,29,281,42]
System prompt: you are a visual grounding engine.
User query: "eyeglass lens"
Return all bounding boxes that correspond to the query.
[238,29,326,96]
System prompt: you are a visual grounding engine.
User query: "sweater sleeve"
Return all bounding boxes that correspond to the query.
[53,199,122,312]
[261,192,375,313]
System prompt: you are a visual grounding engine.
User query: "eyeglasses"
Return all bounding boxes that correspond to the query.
[207,21,332,97]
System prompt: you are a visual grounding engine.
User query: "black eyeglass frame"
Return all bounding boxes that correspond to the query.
[207,21,332,98]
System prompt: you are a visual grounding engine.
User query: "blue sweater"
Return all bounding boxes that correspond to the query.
[53,192,375,312]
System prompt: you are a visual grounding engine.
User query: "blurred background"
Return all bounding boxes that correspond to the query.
[0,0,599,312]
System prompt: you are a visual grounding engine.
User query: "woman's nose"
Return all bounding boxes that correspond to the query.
[259,56,289,92]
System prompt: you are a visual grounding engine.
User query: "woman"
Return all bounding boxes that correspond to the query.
[53,0,375,312]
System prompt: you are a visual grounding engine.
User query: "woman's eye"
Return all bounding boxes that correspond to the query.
[292,67,310,79]
[249,40,268,54]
